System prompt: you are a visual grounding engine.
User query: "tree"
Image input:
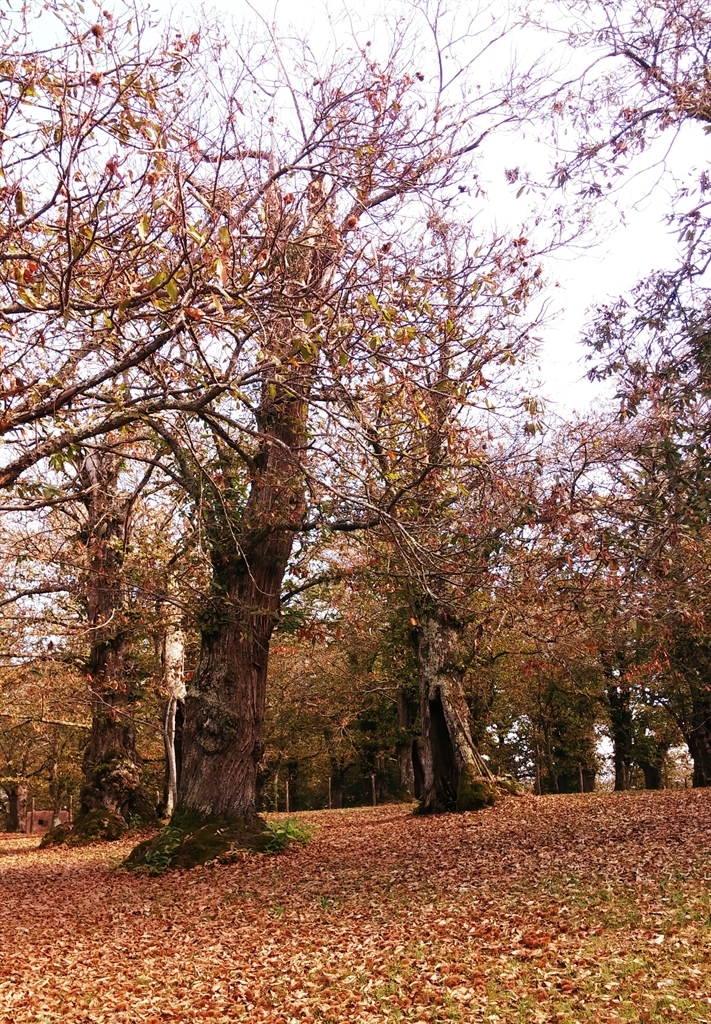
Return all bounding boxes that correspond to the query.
[0,3,559,839]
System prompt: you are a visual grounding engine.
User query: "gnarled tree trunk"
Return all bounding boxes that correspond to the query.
[178,550,290,820]
[174,176,330,827]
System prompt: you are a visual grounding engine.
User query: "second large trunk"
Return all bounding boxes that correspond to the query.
[415,612,496,813]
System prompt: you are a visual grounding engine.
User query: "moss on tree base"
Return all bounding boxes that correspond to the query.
[417,772,521,815]
[40,809,127,848]
[123,809,271,874]
[81,750,160,827]
[456,773,497,811]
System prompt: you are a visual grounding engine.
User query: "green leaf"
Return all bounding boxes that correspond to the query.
[147,270,165,290]
[138,212,150,241]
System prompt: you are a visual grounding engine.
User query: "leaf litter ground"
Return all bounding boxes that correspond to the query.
[1,791,710,1023]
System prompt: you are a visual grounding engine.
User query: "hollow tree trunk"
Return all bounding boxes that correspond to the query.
[606,682,633,791]
[415,611,494,813]
[6,782,28,832]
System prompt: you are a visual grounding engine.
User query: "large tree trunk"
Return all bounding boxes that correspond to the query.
[396,687,417,798]
[633,731,669,790]
[178,556,281,821]
[177,383,307,823]
[415,611,495,813]
[685,681,711,787]
[82,628,142,818]
[6,782,28,832]
[175,181,327,827]
[638,759,664,789]
[668,629,711,788]
[78,451,154,823]
[606,682,633,791]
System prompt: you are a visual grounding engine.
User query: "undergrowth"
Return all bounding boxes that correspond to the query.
[263,818,316,853]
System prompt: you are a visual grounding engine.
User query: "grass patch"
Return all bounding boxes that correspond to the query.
[263,818,316,853]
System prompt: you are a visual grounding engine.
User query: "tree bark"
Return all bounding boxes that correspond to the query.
[685,681,711,787]
[78,451,154,823]
[49,758,62,827]
[668,629,711,788]
[6,782,28,832]
[174,179,334,826]
[161,620,185,818]
[606,682,633,791]
[396,687,416,797]
[178,559,279,821]
[638,759,664,789]
[415,611,494,813]
[325,746,348,810]
[177,383,308,822]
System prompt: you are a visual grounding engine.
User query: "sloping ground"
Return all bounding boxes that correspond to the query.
[0,791,710,1023]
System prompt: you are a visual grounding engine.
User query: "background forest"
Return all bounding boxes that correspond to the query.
[0,0,710,847]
